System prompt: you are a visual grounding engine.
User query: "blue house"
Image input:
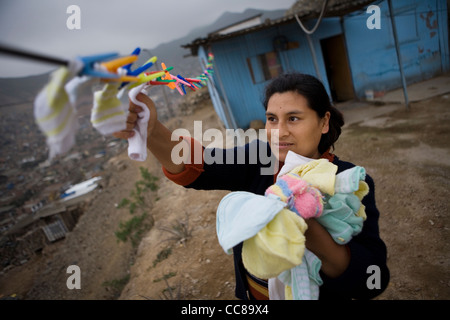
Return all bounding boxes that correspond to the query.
[184,0,449,129]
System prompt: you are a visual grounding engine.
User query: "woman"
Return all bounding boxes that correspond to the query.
[114,72,390,300]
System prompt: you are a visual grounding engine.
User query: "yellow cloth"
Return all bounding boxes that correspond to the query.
[242,208,308,279]
[290,159,337,196]
[285,285,293,300]
[354,181,369,220]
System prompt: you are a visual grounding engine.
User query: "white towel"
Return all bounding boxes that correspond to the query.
[127,84,150,161]
[277,150,316,179]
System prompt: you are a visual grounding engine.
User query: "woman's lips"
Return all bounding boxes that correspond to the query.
[275,142,294,150]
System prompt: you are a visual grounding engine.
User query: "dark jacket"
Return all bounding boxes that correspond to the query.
[166,139,390,300]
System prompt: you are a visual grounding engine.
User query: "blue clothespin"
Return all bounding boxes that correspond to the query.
[176,75,188,95]
[127,59,155,76]
[78,52,120,78]
[122,47,141,73]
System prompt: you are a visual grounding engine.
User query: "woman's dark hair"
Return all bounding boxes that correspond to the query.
[263,72,344,154]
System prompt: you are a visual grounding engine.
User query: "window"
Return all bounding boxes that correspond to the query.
[247,51,283,84]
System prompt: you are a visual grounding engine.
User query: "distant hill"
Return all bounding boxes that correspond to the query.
[0,8,287,108]
[0,73,49,107]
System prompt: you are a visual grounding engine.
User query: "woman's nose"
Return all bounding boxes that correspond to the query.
[278,121,290,137]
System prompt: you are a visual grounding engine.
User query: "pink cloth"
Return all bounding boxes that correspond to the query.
[265,172,324,219]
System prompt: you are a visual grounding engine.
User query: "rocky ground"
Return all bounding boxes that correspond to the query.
[0,87,449,300]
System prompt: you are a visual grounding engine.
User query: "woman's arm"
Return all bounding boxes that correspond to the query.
[113,93,270,192]
[317,174,390,299]
[305,219,350,278]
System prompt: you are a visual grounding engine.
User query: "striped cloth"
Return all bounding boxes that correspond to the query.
[34,66,79,159]
[91,82,128,135]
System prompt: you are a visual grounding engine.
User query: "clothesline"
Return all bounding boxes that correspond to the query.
[0,44,214,89]
[1,44,215,161]
[0,44,70,66]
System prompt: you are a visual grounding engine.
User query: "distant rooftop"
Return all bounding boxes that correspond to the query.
[183,0,378,55]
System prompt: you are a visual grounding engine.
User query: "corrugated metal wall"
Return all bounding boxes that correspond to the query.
[344,0,449,97]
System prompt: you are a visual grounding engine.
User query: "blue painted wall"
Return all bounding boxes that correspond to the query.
[344,0,449,97]
[207,0,449,129]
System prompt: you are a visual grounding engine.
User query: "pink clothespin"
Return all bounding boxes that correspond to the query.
[168,74,191,95]
[177,75,196,93]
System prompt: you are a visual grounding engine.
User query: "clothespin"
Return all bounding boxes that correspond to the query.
[119,56,158,89]
[148,79,176,85]
[121,47,141,73]
[167,74,191,95]
[127,70,166,89]
[171,74,191,87]
[185,77,203,88]
[102,75,140,83]
[191,81,203,89]
[177,75,196,92]
[100,55,139,73]
[160,62,177,90]
[127,56,157,77]
[185,78,202,83]
[78,52,120,78]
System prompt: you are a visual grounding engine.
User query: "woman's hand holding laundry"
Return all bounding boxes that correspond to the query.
[113,92,157,140]
[113,93,186,174]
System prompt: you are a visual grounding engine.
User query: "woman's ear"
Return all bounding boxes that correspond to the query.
[321,111,331,134]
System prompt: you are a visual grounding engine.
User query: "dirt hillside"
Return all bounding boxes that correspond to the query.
[0,88,449,300]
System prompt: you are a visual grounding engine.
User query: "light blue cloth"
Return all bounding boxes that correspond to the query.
[278,249,323,300]
[335,166,366,194]
[317,193,364,244]
[216,191,286,254]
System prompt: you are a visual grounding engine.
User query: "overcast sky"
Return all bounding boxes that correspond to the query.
[0,0,296,78]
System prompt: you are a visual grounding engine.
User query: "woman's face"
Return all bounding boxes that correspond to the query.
[265,91,330,162]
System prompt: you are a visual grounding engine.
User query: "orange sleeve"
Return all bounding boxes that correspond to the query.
[162,136,204,186]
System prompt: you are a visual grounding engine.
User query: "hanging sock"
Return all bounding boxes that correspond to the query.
[127,83,150,161]
[33,61,82,159]
[91,81,128,135]
[65,75,99,110]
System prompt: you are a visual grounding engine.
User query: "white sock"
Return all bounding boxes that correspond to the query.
[90,82,128,135]
[34,66,79,159]
[127,84,149,161]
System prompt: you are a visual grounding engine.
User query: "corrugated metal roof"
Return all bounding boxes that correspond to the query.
[208,13,263,37]
[286,0,378,17]
[183,0,378,53]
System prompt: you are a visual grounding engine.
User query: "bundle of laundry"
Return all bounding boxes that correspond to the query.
[216,151,369,300]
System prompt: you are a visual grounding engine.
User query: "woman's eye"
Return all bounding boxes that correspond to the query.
[267,116,276,122]
[289,116,300,121]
